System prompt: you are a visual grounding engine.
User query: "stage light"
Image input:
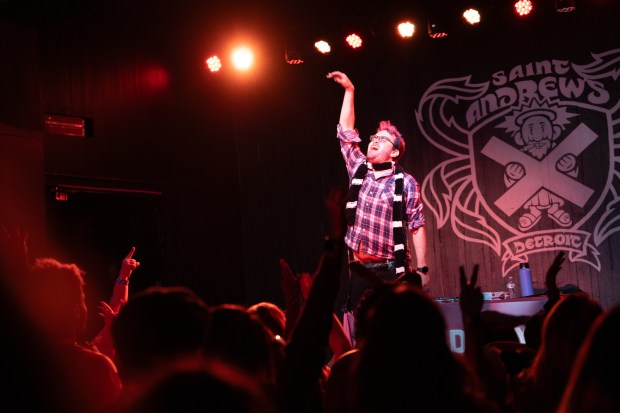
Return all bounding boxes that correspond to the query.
[284,42,304,64]
[428,20,448,38]
[515,0,533,16]
[555,0,576,12]
[205,55,222,72]
[397,21,415,38]
[314,40,331,54]
[427,8,449,39]
[462,8,481,25]
[231,47,253,71]
[345,33,362,49]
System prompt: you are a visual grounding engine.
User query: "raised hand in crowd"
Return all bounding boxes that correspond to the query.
[458,265,486,375]
[98,301,122,328]
[545,250,565,304]
[323,185,347,243]
[276,243,344,413]
[459,264,483,321]
[119,247,140,276]
[299,271,313,302]
[299,265,352,363]
[279,258,302,340]
[279,256,351,364]
[523,250,568,351]
[458,264,509,409]
[91,247,140,360]
[270,185,352,413]
[112,246,140,310]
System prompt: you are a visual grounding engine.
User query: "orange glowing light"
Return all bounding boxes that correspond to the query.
[397,22,415,38]
[314,40,331,54]
[231,47,253,71]
[463,8,481,25]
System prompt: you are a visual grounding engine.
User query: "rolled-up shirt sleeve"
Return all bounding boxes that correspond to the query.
[337,123,366,180]
[404,176,425,230]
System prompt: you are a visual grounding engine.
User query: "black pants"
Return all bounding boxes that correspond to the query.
[345,263,398,313]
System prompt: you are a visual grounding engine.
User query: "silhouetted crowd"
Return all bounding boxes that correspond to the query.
[1,201,619,413]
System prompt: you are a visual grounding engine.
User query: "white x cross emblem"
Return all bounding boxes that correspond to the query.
[481,123,597,217]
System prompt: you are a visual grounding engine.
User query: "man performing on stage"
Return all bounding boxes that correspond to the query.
[327,70,429,314]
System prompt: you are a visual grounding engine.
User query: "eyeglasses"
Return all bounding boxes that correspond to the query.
[370,134,396,147]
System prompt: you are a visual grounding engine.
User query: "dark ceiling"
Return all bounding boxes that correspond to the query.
[0,0,535,32]
[4,0,617,56]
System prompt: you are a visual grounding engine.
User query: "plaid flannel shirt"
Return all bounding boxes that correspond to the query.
[337,124,425,259]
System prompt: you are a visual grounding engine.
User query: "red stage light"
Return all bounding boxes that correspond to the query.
[346,33,362,49]
[515,0,533,16]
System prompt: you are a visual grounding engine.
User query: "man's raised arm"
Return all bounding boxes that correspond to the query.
[327,71,355,130]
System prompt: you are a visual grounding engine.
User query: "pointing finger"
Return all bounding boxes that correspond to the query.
[125,246,136,259]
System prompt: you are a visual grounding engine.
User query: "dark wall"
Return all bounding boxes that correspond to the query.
[6,2,252,308]
[0,20,41,130]
[0,21,46,257]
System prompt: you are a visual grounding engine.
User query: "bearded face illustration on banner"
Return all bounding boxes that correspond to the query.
[487,101,585,232]
[415,48,620,276]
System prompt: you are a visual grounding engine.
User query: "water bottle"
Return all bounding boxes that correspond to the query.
[506,276,516,299]
[519,262,534,297]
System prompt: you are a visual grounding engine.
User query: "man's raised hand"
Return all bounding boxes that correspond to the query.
[327,71,354,90]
